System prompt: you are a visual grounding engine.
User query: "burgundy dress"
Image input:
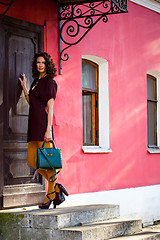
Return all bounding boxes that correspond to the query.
[27,76,57,142]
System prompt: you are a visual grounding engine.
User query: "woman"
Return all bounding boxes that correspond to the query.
[19,52,68,209]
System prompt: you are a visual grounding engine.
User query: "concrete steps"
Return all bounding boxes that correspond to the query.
[57,218,142,240]
[1,204,160,240]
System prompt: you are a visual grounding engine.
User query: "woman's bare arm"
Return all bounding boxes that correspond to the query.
[44,98,54,141]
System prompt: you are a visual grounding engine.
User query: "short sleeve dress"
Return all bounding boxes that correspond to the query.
[27,75,57,142]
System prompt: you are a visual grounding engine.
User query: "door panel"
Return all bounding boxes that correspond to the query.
[8,42,32,138]
[5,30,37,140]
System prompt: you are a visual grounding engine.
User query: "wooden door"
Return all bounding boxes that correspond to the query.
[0,17,45,208]
[4,25,38,141]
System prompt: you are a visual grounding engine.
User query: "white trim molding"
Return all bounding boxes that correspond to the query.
[130,0,160,13]
[82,146,112,153]
[82,55,111,153]
[61,184,160,227]
[148,148,160,153]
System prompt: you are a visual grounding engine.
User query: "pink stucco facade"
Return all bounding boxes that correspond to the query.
[2,0,160,195]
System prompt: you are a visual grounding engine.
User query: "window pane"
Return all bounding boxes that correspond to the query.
[147,76,156,100]
[148,101,157,146]
[83,95,92,144]
[82,61,96,90]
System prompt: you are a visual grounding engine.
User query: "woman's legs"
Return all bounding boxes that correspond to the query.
[27,141,57,203]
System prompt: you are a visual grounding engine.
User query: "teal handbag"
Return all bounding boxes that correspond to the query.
[37,140,62,171]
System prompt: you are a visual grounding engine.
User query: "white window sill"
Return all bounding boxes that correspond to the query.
[148,148,160,153]
[82,146,112,153]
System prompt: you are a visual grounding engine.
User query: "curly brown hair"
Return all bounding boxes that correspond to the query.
[32,52,57,79]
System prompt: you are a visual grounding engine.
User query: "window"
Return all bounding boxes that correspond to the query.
[147,74,157,147]
[82,55,111,153]
[82,59,99,145]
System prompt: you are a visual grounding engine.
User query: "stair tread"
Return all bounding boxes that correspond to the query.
[4,190,46,196]
[108,232,160,239]
[60,218,141,231]
[0,204,118,215]
[11,204,118,215]
[108,225,160,239]
[3,183,45,195]
[4,183,41,188]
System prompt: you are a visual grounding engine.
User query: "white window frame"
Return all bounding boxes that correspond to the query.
[82,55,112,153]
[147,71,160,153]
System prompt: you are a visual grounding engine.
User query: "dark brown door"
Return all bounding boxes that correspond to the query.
[4,25,39,141]
[0,16,46,208]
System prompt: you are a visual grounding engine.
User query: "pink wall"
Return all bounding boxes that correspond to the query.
[2,0,160,194]
[55,1,160,194]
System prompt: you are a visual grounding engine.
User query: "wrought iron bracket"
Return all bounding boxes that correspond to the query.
[59,0,128,73]
[0,0,17,23]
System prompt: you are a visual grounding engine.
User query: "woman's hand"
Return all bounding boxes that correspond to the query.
[19,73,30,104]
[19,73,27,89]
[44,129,53,142]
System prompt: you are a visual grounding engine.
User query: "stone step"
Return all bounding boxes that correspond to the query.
[21,204,120,229]
[108,225,160,240]
[3,184,46,208]
[3,183,44,194]
[55,218,142,240]
[108,232,160,239]
[0,204,120,240]
[59,204,120,228]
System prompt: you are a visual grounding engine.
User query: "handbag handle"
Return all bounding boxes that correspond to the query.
[42,139,56,149]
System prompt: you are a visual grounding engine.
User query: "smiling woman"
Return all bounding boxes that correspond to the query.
[19,52,68,209]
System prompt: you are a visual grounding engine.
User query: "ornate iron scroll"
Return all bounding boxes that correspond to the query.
[0,0,17,22]
[60,0,128,69]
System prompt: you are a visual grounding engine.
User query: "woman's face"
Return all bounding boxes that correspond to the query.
[36,56,46,74]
